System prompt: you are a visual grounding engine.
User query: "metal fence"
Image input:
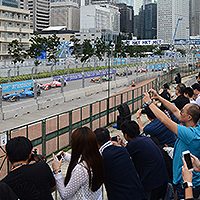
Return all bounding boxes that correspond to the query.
[0,64,198,181]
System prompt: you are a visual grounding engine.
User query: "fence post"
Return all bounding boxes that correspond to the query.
[0,86,2,113]
[90,104,92,129]
[82,73,85,88]
[7,69,11,83]
[100,70,102,83]
[69,111,72,145]
[34,81,37,99]
[107,97,109,126]
[61,76,64,93]
[51,65,53,77]
[132,89,134,114]
[42,119,46,156]
[31,67,34,80]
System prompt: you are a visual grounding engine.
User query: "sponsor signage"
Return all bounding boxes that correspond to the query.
[1,80,33,93]
[122,40,163,46]
[54,69,115,82]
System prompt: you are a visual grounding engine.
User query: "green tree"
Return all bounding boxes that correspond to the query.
[114,39,126,58]
[27,33,46,67]
[8,39,27,65]
[70,36,81,67]
[94,37,106,61]
[81,39,94,63]
[46,34,60,65]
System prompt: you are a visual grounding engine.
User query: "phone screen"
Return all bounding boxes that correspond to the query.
[56,154,62,161]
[184,153,193,170]
[111,136,118,142]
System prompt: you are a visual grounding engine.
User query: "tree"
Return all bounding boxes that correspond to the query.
[70,36,81,67]
[114,39,126,58]
[8,39,27,65]
[81,39,94,64]
[94,37,106,61]
[27,33,46,67]
[45,34,60,65]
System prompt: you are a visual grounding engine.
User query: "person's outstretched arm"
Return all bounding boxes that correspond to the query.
[149,89,181,120]
[143,92,178,135]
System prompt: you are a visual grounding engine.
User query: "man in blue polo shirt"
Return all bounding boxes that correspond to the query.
[143,89,200,199]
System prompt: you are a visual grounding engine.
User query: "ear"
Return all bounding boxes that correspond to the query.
[124,133,128,141]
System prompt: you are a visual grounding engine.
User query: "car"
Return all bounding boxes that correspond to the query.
[117,70,132,76]
[90,75,112,83]
[2,88,41,102]
[102,75,112,81]
[155,68,161,71]
[39,80,66,90]
[90,78,101,83]
[135,68,146,73]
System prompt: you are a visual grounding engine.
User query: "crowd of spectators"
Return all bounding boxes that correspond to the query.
[1,72,200,200]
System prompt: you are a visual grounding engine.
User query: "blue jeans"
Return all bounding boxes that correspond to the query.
[175,183,200,199]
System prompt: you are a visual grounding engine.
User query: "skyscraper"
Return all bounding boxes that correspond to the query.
[157,0,189,43]
[16,0,50,32]
[134,0,143,15]
[50,0,80,31]
[190,0,200,36]
[116,0,133,7]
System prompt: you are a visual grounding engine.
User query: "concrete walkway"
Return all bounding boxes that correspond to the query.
[49,73,197,200]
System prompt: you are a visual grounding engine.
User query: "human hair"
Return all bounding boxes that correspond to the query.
[192,83,200,92]
[176,83,186,95]
[176,73,181,78]
[120,120,140,139]
[64,127,104,191]
[6,136,33,164]
[143,105,156,120]
[184,87,194,98]
[94,128,110,146]
[163,83,169,90]
[187,104,200,123]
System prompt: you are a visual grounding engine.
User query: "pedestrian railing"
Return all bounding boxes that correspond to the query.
[0,64,198,181]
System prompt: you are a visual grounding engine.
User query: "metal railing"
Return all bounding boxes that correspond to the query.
[0,64,198,181]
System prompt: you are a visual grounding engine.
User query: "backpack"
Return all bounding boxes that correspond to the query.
[117,103,131,130]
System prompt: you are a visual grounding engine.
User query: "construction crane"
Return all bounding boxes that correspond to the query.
[171,18,182,50]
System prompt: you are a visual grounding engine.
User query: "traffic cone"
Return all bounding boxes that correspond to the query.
[132,80,136,87]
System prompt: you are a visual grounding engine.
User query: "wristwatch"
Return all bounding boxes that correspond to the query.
[182,182,193,189]
[146,100,153,106]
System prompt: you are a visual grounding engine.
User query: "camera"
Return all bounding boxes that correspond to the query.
[29,149,47,163]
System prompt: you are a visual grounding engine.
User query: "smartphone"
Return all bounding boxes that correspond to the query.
[182,150,193,171]
[111,136,118,142]
[56,153,64,161]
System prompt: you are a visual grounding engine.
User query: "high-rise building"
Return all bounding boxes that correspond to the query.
[157,0,189,43]
[116,3,133,33]
[16,0,50,32]
[116,0,133,7]
[144,2,157,39]
[190,0,200,36]
[50,0,80,31]
[134,0,143,15]
[0,4,32,59]
[0,0,18,8]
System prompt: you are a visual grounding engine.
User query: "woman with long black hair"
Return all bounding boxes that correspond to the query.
[52,127,104,200]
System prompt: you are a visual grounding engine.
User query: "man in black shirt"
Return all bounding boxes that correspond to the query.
[1,136,56,200]
[0,182,19,200]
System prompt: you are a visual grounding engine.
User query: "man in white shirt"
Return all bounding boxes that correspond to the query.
[191,83,200,106]
[184,87,196,104]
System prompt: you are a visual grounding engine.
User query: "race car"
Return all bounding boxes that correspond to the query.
[135,68,147,73]
[90,75,112,83]
[39,80,66,90]
[2,88,41,102]
[90,78,101,83]
[116,71,132,76]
